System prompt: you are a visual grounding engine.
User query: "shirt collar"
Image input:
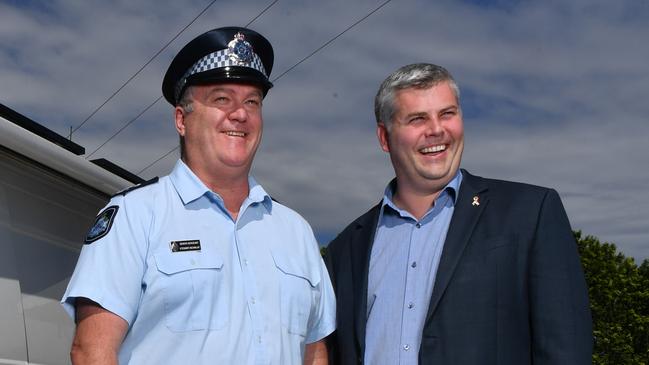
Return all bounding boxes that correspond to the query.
[248,175,273,211]
[169,160,271,210]
[381,169,463,213]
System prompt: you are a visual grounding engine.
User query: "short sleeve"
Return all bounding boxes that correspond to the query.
[304,228,337,344]
[61,194,149,326]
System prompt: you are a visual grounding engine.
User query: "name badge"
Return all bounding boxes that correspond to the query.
[170,239,201,252]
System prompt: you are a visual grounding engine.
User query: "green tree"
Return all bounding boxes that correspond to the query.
[575,231,649,364]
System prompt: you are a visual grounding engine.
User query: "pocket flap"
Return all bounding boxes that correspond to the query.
[154,252,224,275]
[271,252,320,287]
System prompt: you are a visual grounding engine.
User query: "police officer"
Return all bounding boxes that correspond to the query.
[62,27,335,364]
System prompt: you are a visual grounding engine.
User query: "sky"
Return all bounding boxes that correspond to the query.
[1,0,648,262]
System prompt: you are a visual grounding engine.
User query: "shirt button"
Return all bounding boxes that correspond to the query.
[244,259,249,266]
[251,297,256,304]
[403,344,410,351]
[408,302,414,309]
[258,336,262,343]
[190,259,196,266]
[416,223,421,228]
[411,261,417,268]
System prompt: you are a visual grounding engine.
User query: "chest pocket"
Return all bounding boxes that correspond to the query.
[272,252,320,337]
[154,252,228,332]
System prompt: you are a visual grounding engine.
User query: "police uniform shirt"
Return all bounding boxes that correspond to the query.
[62,160,336,364]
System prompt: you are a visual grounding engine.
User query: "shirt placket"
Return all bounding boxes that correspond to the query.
[400,220,420,364]
[234,205,270,365]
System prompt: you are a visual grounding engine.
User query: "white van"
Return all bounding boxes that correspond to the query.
[0,104,140,365]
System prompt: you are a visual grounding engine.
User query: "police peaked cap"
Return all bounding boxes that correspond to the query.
[162,26,274,106]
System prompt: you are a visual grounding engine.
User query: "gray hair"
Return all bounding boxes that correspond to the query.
[374,63,460,128]
[177,85,195,113]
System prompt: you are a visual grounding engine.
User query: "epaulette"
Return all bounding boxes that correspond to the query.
[112,177,159,198]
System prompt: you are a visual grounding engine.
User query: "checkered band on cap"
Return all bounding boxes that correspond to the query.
[174,48,267,102]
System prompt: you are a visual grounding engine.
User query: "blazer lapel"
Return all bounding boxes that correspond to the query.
[350,203,381,357]
[425,170,488,322]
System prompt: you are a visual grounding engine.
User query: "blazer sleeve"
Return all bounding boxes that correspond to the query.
[529,189,593,364]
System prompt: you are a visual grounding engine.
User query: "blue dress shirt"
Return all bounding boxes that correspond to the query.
[62,160,336,364]
[365,171,462,364]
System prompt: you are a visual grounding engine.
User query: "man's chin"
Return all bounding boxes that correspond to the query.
[420,168,458,185]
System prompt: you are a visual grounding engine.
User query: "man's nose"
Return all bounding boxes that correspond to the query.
[228,103,248,122]
[425,117,443,136]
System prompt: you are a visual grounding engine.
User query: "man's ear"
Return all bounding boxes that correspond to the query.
[175,106,186,136]
[377,123,390,153]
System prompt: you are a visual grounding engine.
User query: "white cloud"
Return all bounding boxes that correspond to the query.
[1,0,647,261]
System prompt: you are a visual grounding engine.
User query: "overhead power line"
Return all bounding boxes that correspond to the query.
[272,0,392,83]
[246,0,280,27]
[86,96,163,159]
[70,0,219,138]
[138,146,180,175]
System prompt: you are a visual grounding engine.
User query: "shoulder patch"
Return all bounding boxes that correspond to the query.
[85,205,119,244]
[112,177,159,197]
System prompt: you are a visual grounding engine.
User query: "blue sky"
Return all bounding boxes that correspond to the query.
[1,0,648,261]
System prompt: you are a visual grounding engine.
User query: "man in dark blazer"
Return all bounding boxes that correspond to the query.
[324,63,592,364]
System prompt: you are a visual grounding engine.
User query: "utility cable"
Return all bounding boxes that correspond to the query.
[137,145,179,175]
[246,0,279,27]
[271,0,391,83]
[70,0,219,138]
[86,96,163,159]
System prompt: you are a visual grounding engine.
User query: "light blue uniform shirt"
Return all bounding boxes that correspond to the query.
[365,171,462,364]
[62,160,336,364]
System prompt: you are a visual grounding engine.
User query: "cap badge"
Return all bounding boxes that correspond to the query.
[228,32,254,65]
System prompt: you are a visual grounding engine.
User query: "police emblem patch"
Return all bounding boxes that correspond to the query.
[85,205,119,244]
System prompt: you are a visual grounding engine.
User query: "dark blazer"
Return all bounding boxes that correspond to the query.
[325,170,593,364]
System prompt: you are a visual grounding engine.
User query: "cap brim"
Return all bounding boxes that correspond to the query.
[181,67,273,99]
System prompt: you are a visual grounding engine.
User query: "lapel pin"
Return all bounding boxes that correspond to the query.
[472,196,480,206]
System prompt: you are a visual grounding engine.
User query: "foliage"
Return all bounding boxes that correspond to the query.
[575,231,649,364]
